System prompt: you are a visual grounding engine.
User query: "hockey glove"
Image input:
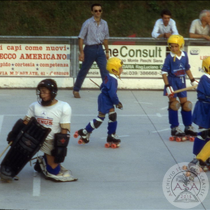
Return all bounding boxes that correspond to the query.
[165,84,174,98]
[190,78,199,89]
[116,102,123,110]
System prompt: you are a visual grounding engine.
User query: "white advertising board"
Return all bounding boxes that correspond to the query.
[0,44,70,77]
[84,45,166,78]
[188,46,209,78]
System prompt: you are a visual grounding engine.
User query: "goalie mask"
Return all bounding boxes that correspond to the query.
[106,57,123,77]
[36,79,57,106]
[167,35,185,50]
[202,57,210,74]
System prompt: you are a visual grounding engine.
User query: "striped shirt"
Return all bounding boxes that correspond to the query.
[78,16,109,45]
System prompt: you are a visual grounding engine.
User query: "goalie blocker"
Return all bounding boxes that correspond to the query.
[0,117,51,181]
[51,133,70,163]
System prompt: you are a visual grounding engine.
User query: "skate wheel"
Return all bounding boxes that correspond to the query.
[78,139,84,145]
[189,137,195,142]
[105,143,110,148]
[169,137,174,141]
[74,131,79,138]
[182,165,188,170]
[175,137,181,142]
[186,172,191,177]
[182,137,187,141]
[111,143,117,149]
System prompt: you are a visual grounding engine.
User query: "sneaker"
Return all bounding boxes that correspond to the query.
[73,91,80,98]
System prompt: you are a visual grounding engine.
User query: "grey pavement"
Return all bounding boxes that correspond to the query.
[0,89,209,210]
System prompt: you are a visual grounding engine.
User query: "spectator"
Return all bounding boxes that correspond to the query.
[73,3,109,98]
[152,9,179,38]
[189,10,210,40]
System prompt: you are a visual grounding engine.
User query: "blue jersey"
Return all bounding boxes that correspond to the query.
[162,51,190,77]
[162,51,190,98]
[98,73,120,114]
[193,74,210,128]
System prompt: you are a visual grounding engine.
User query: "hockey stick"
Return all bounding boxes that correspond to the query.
[0,142,12,159]
[173,85,198,94]
[89,78,100,88]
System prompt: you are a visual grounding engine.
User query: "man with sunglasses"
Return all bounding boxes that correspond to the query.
[73,3,109,98]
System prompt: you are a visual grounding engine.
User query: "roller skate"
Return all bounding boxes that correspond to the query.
[169,127,187,142]
[182,158,206,181]
[105,134,121,149]
[184,126,197,142]
[74,129,90,145]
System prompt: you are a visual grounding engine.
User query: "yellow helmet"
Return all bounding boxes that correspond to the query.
[167,35,185,50]
[106,57,123,76]
[202,57,210,74]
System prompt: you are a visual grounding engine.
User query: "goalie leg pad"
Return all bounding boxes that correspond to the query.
[51,133,70,163]
[36,156,77,182]
[7,119,26,144]
[0,117,51,180]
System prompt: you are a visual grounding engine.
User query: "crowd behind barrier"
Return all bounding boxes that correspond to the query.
[0,36,209,89]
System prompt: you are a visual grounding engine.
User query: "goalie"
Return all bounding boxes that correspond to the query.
[0,79,77,182]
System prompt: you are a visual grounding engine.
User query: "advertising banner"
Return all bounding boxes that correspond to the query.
[0,44,70,77]
[84,45,166,78]
[188,46,210,78]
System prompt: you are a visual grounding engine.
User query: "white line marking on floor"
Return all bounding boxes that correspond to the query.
[152,128,170,133]
[134,101,153,105]
[156,113,162,117]
[160,106,168,110]
[100,135,129,139]
[0,115,4,134]
[33,171,41,197]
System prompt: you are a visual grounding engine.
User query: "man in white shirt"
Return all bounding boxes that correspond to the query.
[152,9,179,38]
[189,10,210,40]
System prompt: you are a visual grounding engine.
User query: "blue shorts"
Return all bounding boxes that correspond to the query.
[98,93,114,114]
[193,100,210,128]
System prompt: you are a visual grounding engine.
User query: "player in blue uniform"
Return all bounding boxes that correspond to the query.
[186,57,210,171]
[162,35,198,140]
[74,57,123,146]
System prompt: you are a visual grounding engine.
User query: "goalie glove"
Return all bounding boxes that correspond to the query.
[190,78,199,89]
[165,84,174,98]
[116,102,123,110]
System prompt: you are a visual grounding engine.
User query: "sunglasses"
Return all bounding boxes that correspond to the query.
[94,10,102,13]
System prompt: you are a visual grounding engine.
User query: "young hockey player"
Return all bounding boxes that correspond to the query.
[32,79,77,181]
[162,34,198,141]
[74,57,123,148]
[1,79,77,182]
[185,57,210,174]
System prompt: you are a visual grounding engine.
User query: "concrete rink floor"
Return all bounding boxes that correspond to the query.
[0,88,209,210]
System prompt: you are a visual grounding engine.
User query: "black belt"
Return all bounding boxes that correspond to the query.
[87,44,102,46]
